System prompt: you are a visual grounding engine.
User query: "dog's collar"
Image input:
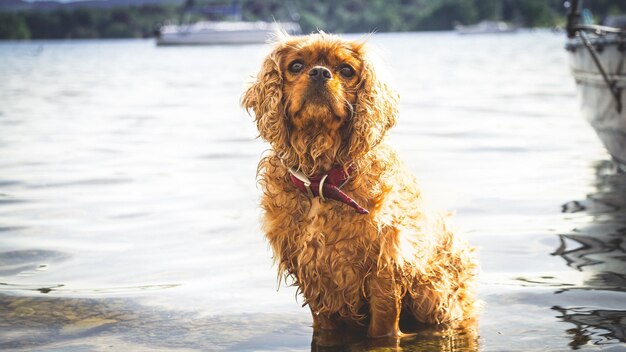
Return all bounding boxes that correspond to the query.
[288,165,369,215]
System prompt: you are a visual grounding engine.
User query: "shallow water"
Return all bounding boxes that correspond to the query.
[0,31,624,351]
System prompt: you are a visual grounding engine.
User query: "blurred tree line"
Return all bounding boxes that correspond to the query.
[0,0,625,40]
[0,4,180,39]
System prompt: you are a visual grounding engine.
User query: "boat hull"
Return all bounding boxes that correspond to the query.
[567,35,626,165]
[156,21,301,46]
[454,21,517,35]
[158,29,275,45]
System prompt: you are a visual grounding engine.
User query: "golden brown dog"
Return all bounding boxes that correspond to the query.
[242,32,478,338]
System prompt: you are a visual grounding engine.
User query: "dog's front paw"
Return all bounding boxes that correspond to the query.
[367,324,401,338]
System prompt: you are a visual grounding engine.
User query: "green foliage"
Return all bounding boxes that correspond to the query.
[0,13,30,39]
[1,4,179,40]
[1,0,626,40]
[510,0,559,28]
[242,0,570,33]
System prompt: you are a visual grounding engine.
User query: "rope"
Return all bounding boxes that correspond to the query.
[578,30,623,113]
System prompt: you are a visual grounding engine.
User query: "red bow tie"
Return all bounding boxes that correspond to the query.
[288,165,369,214]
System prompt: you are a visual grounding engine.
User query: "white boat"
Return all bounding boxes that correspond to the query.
[566,1,626,166]
[454,20,516,35]
[156,20,301,45]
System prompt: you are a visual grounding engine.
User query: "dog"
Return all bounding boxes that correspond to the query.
[242,32,478,338]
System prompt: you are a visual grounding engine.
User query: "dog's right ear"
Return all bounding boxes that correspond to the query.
[242,45,288,151]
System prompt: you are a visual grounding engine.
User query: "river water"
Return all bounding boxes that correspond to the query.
[0,31,624,351]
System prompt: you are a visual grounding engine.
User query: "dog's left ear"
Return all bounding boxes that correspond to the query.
[347,42,399,159]
[242,44,288,151]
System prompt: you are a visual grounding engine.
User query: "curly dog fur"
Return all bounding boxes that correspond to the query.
[242,32,478,338]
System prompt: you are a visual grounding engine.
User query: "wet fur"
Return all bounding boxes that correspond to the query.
[242,32,478,337]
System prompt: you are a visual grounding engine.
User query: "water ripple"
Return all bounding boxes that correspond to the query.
[26,178,133,189]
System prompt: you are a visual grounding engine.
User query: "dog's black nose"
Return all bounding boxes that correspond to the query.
[308,66,332,82]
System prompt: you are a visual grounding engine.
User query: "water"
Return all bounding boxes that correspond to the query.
[0,31,624,351]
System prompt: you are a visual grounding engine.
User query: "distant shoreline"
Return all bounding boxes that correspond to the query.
[0,28,567,44]
[0,0,622,40]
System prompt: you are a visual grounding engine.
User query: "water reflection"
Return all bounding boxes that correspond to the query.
[555,160,626,347]
[0,295,136,350]
[553,306,626,349]
[0,294,312,351]
[0,292,479,351]
[310,320,479,351]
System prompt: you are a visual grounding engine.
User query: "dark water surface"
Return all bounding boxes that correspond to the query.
[0,32,625,351]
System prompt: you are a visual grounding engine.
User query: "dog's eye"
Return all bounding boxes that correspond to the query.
[288,60,304,73]
[339,65,355,78]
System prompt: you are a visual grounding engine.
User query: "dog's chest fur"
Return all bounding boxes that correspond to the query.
[291,198,376,317]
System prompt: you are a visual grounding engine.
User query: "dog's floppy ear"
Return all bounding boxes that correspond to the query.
[347,43,399,159]
[242,44,287,150]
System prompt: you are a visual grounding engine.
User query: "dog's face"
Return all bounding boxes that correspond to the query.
[243,33,399,174]
[280,40,362,132]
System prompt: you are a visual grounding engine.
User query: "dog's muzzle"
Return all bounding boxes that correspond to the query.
[308,66,332,83]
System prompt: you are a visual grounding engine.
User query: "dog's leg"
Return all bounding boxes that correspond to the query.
[311,311,339,330]
[366,270,401,338]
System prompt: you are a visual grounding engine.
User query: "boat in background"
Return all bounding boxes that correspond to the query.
[454,20,517,35]
[156,0,301,45]
[157,20,300,45]
[566,0,626,166]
